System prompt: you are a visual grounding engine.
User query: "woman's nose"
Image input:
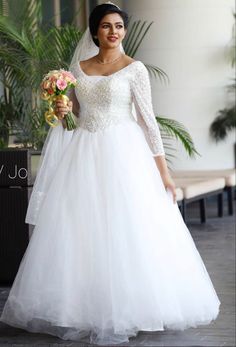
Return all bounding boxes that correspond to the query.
[109,26,117,34]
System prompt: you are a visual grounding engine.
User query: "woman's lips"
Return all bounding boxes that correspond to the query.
[107,37,118,42]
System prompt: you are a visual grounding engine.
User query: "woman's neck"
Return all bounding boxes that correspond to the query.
[96,48,123,63]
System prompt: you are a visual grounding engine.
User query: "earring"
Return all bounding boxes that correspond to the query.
[94,35,97,39]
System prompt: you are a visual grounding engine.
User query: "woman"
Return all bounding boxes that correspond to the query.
[0,2,220,345]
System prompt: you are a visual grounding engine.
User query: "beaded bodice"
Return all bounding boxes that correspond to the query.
[70,60,165,156]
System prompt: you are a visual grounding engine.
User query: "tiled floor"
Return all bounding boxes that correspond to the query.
[0,197,235,346]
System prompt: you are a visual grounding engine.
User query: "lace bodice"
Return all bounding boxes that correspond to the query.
[70,60,165,157]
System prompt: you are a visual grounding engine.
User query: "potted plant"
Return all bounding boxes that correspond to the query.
[209,12,236,164]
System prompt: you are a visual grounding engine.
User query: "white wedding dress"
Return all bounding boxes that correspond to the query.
[0,60,220,345]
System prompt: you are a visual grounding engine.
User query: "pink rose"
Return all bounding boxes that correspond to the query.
[56,79,67,91]
[61,71,76,84]
[49,76,57,82]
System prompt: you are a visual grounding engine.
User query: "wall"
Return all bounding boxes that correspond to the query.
[123,0,235,169]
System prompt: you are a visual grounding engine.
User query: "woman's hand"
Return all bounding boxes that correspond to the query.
[55,100,73,120]
[154,155,177,203]
[161,173,177,203]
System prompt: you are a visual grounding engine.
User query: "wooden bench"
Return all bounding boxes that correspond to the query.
[172,169,235,216]
[173,176,225,223]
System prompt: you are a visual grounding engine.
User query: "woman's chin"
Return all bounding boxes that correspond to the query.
[104,40,121,48]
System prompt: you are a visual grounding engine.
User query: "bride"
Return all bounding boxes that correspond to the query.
[0,2,220,345]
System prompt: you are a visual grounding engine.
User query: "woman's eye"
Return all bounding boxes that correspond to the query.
[102,25,123,29]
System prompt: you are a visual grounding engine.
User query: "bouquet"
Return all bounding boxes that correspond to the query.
[40,69,77,130]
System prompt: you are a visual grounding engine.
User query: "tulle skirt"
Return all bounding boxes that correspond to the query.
[0,120,220,345]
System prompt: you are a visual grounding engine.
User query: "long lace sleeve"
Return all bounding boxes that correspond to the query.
[131,61,165,157]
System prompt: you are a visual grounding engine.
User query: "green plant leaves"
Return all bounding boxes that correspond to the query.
[0,0,82,148]
[156,116,199,158]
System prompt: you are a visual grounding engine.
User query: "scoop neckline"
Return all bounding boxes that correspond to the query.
[78,60,140,78]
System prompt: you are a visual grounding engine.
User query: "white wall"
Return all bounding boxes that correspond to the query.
[123,0,235,170]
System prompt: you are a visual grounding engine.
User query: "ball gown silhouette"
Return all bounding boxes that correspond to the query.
[0,60,220,345]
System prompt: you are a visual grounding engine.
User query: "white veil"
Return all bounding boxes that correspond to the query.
[25,2,125,226]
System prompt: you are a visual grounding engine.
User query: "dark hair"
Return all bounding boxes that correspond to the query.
[89,3,129,47]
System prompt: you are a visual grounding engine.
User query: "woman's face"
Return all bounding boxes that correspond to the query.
[96,13,126,49]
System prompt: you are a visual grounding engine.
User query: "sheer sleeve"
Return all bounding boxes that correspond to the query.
[131,61,165,157]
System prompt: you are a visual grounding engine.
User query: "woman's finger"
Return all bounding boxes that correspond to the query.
[55,101,64,107]
[57,108,68,114]
[167,185,176,203]
[57,106,69,113]
[172,187,177,203]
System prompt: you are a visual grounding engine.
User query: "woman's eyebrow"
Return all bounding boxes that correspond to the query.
[101,21,123,24]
